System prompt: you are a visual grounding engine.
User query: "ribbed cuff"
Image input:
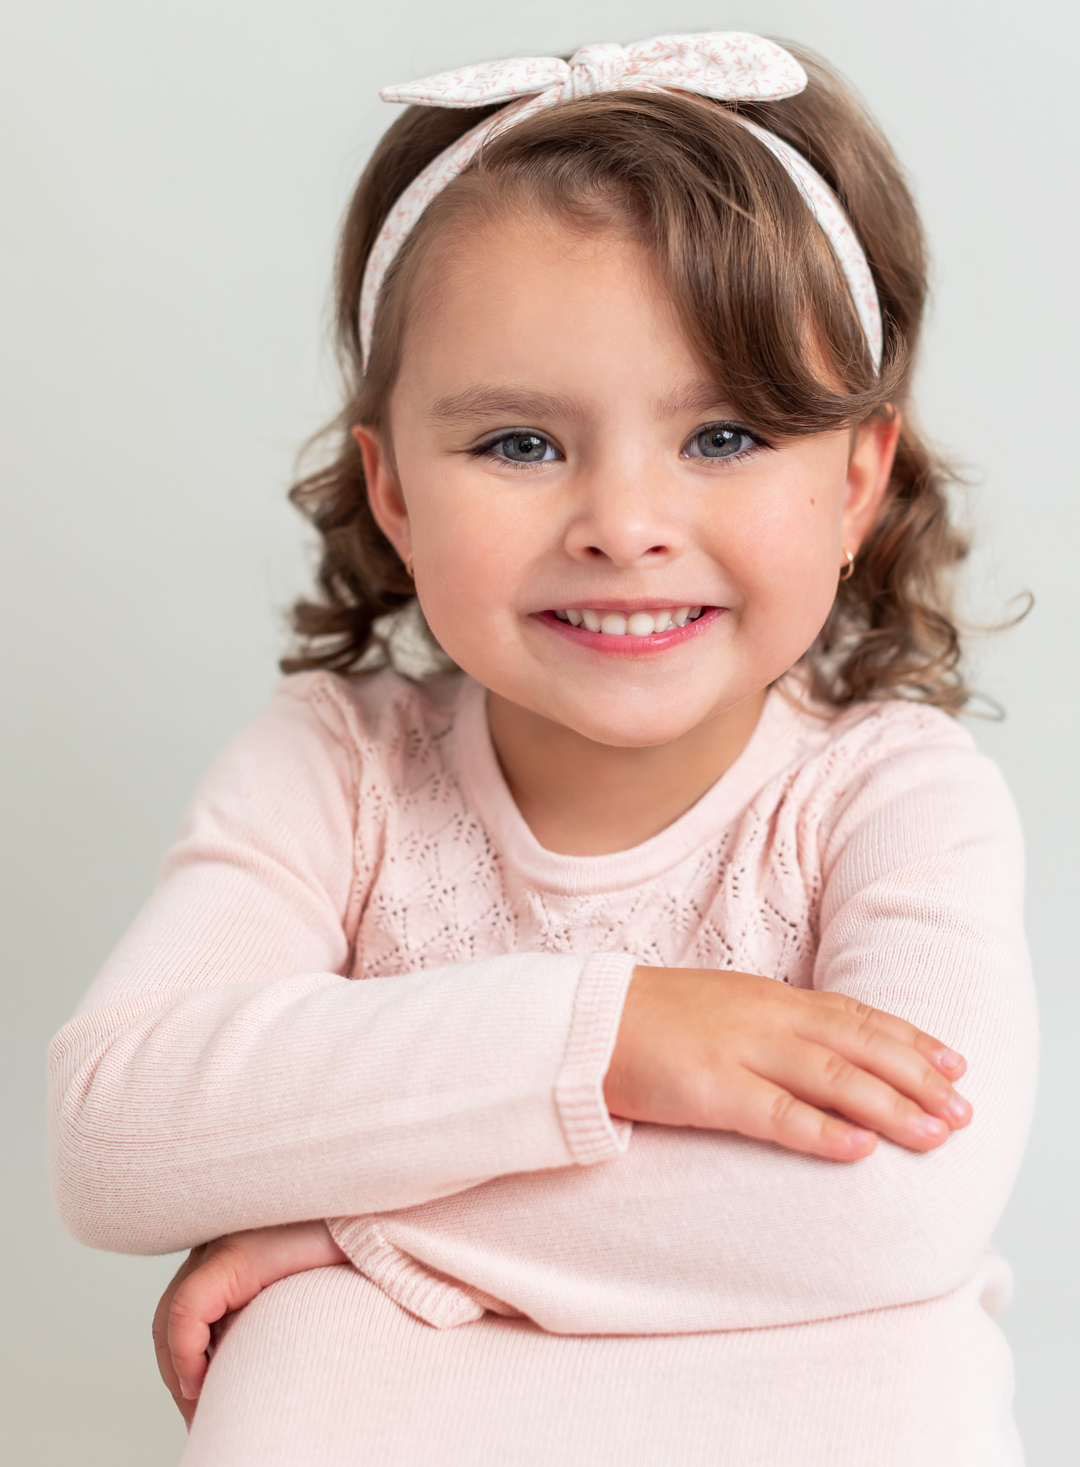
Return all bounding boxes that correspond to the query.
[555,951,637,1166]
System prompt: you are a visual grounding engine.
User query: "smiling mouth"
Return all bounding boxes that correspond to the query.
[551,606,705,637]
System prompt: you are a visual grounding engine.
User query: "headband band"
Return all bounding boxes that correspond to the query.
[359,32,883,372]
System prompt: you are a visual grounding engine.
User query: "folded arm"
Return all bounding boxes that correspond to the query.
[321,737,1037,1334]
[48,680,634,1255]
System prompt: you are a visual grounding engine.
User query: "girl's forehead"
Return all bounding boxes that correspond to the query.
[414,203,654,294]
[399,211,687,377]
[396,231,710,413]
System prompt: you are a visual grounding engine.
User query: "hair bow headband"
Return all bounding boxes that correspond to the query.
[359,32,883,372]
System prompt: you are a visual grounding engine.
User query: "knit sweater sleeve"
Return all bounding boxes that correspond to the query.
[47,677,633,1256]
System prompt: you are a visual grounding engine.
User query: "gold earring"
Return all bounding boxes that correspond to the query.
[404,555,415,580]
[839,548,855,582]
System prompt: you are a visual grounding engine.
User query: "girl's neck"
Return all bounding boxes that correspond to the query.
[486,688,768,857]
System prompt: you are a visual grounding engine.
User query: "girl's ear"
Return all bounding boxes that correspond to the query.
[842,409,902,555]
[353,424,413,567]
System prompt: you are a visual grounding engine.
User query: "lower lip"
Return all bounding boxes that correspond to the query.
[535,607,723,655]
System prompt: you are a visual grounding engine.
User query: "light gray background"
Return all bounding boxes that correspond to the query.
[2,2,1076,1462]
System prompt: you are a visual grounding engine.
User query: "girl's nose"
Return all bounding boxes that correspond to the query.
[562,472,686,568]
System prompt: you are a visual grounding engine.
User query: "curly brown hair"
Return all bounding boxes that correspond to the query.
[283,43,970,712]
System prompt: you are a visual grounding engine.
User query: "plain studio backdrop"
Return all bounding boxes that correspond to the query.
[1,2,1076,1462]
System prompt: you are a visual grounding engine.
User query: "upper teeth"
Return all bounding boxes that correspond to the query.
[554,607,702,635]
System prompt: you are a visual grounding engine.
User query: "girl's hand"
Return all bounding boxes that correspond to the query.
[152,1220,347,1426]
[603,967,971,1162]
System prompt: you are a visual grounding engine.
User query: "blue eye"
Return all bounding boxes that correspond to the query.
[491,433,558,463]
[684,425,759,460]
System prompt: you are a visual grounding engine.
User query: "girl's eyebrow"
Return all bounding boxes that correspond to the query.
[656,380,737,418]
[429,386,584,425]
[428,380,735,426]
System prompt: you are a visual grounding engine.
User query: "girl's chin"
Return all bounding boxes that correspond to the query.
[513,689,728,749]
[563,721,707,750]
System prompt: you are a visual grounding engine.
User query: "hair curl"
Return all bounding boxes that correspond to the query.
[283,44,970,712]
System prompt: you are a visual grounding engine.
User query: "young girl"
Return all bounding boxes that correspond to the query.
[49,32,1036,1466]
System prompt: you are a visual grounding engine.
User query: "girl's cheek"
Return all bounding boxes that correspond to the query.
[719,503,846,663]
[716,484,838,595]
[410,498,533,667]
[416,479,545,604]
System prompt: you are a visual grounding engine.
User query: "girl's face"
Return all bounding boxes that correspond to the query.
[360,214,897,749]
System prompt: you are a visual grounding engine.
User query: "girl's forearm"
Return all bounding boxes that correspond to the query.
[49,951,635,1254]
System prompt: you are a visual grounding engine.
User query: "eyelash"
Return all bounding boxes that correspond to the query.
[681,422,771,465]
[471,432,560,470]
[471,422,771,469]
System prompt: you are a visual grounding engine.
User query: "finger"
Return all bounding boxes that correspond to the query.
[152,1292,182,1398]
[796,1018,972,1131]
[727,1072,879,1163]
[764,1038,957,1153]
[799,990,968,1078]
[926,1040,967,1078]
[154,1255,203,1427]
[168,1292,213,1401]
[836,1029,971,1130]
[168,1251,245,1400]
[153,1313,197,1429]
[796,994,970,1109]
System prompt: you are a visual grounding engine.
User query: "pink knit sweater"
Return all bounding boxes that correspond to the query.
[48,669,1037,1465]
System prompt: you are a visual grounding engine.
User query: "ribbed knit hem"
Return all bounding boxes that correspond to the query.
[326,1217,486,1329]
[555,951,637,1166]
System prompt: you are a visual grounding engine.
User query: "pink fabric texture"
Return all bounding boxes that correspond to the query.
[48,669,1036,1464]
[359,32,883,370]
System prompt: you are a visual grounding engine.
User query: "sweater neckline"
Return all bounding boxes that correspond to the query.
[452,677,811,894]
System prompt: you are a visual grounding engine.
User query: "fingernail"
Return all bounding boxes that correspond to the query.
[848,1128,874,1145]
[179,1377,198,1401]
[946,1094,969,1121]
[938,1049,962,1071]
[916,1115,946,1138]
